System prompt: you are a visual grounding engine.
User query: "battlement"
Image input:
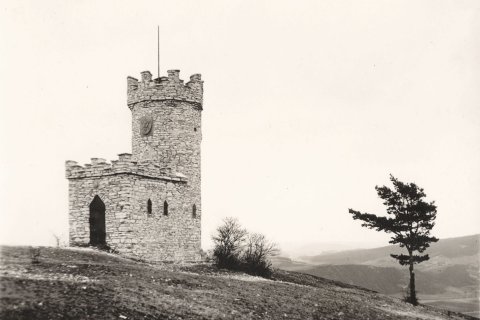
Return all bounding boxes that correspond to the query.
[127,70,203,109]
[65,153,187,182]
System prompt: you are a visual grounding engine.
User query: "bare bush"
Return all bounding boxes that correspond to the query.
[212,218,279,278]
[212,218,247,269]
[52,233,61,247]
[243,233,279,277]
[51,232,68,248]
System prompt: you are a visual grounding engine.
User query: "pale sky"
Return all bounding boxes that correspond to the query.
[1,0,479,255]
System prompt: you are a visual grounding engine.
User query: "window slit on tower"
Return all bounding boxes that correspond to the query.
[163,200,169,216]
[192,204,197,218]
[147,199,152,215]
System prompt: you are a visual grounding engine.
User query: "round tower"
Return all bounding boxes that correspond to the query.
[127,69,203,207]
[127,69,203,169]
[126,69,203,261]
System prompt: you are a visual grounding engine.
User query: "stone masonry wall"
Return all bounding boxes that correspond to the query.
[127,69,202,217]
[127,70,202,260]
[129,177,201,261]
[127,70,203,107]
[66,156,201,261]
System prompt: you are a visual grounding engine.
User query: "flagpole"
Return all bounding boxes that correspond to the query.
[157,25,160,79]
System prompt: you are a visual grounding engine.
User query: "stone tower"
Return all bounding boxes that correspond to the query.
[66,69,203,262]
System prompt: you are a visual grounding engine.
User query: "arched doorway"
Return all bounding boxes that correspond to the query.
[89,195,106,246]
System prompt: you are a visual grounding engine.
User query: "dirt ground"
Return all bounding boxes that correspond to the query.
[0,246,476,320]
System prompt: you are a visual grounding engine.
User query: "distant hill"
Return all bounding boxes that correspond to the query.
[269,256,312,271]
[272,234,480,318]
[0,245,475,320]
[300,234,480,270]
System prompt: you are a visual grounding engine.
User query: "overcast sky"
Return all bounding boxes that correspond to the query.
[1,0,479,255]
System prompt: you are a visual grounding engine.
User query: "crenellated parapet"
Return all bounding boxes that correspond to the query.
[127,70,203,109]
[65,153,187,182]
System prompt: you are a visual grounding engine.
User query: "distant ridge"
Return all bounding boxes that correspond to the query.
[300,234,479,267]
[272,234,480,318]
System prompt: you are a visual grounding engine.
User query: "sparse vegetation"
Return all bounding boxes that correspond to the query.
[349,174,439,305]
[52,233,61,247]
[51,232,68,248]
[243,233,279,277]
[212,217,247,269]
[0,245,473,320]
[29,247,40,264]
[212,218,278,277]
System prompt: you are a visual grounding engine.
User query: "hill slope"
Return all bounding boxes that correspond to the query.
[301,264,477,295]
[273,235,480,317]
[0,246,475,320]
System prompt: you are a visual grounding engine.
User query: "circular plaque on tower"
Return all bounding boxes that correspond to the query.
[140,116,153,136]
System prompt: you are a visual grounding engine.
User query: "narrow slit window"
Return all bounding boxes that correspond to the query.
[147,199,152,215]
[163,200,169,216]
[192,204,197,218]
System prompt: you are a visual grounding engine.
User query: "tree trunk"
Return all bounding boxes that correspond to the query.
[408,253,417,305]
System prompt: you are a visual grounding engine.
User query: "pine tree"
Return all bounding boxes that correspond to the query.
[349,174,438,305]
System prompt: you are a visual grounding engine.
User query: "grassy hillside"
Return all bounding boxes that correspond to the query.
[301,264,476,295]
[1,246,476,320]
[298,264,479,318]
[273,235,480,318]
